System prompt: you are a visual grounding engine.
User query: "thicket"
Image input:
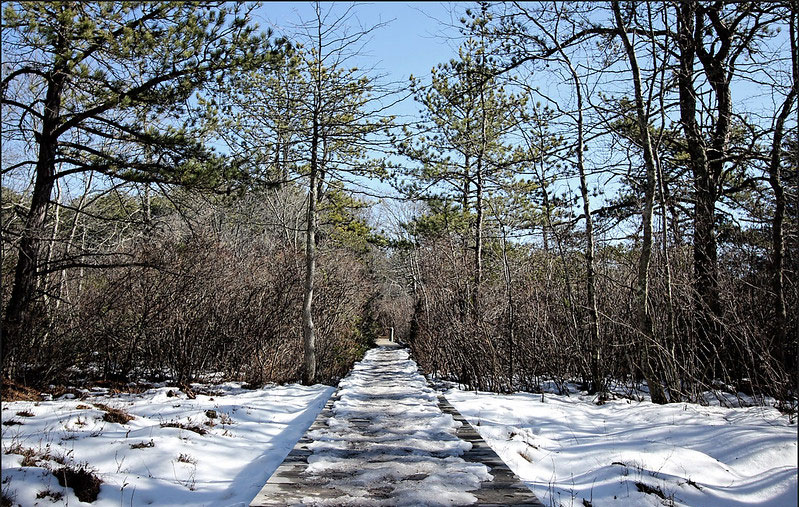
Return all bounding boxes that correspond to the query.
[402,221,797,403]
[1,187,381,387]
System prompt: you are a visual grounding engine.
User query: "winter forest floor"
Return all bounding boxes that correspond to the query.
[1,345,796,506]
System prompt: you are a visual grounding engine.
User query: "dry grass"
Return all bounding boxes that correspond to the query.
[1,379,39,402]
[129,440,155,449]
[5,443,67,467]
[177,453,197,465]
[160,421,207,435]
[36,489,64,501]
[93,403,134,424]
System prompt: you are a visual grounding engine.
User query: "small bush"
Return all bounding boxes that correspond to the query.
[176,453,197,465]
[54,466,102,503]
[15,410,33,417]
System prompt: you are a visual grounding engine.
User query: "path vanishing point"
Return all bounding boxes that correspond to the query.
[250,341,544,506]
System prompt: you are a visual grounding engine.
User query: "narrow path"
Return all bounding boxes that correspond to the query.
[250,345,542,506]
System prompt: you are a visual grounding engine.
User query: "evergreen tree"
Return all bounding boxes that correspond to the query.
[1,1,270,355]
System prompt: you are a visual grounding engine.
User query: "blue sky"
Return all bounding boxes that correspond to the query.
[253,2,468,121]
[254,2,463,80]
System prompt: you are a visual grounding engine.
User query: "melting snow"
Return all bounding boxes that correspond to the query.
[303,347,492,506]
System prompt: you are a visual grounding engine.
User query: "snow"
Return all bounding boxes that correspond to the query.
[303,347,492,505]
[1,382,333,506]
[446,387,798,506]
[2,351,796,507]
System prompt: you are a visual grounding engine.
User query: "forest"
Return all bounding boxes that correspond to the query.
[1,1,796,412]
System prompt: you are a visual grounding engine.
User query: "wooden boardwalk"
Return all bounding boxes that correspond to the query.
[250,344,543,506]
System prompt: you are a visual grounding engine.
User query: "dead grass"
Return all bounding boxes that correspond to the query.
[177,453,197,464]
[1,378,39,402]
[93,403,133,424]
[635,481,666,499]
[5,443,66,467]
[15,410,34,417]
[129,440,155,449]
[36,489,64,501]
[160,421,207,435]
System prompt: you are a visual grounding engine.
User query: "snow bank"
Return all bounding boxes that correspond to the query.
[447,388,797,506]
[1,382,333,506]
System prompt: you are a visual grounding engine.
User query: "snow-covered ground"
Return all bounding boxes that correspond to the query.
[303,347,491,505]
[447,388,798,506]
[2,353,796,507]
[1,382,333,506]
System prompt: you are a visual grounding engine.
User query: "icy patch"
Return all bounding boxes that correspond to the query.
[304,347,491,505]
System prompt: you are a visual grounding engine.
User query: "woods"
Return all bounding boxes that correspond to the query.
[2,1,796,412]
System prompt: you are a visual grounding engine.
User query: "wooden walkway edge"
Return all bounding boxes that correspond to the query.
[250,391,342,506]
[436,395,543,506]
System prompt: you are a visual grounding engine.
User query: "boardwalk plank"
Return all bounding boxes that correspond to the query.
[250,345,543,506]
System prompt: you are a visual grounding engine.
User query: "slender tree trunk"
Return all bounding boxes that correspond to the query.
[613,1,668,404]
[567,60,601,394]
[474,155,484,314]
[768,5,797,367]
[302,114,319,385]
[651,3,677,389]
[473,71,487,314]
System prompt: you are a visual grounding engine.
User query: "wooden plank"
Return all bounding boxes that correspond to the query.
[436,395,545,506]
[250,348,545,506]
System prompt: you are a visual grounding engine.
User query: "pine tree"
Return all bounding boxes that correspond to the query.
[1,1,269,356]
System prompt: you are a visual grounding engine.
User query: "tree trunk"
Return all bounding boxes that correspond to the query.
[768,5,796,368]
[613,1,668,404]
[568,60,601,395]
[302,115,319,385]
[3,66,66,361]
[473,152,484,313]
[676,1,722,384]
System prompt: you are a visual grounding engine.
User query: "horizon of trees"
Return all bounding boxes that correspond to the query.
[1,1,796,412]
